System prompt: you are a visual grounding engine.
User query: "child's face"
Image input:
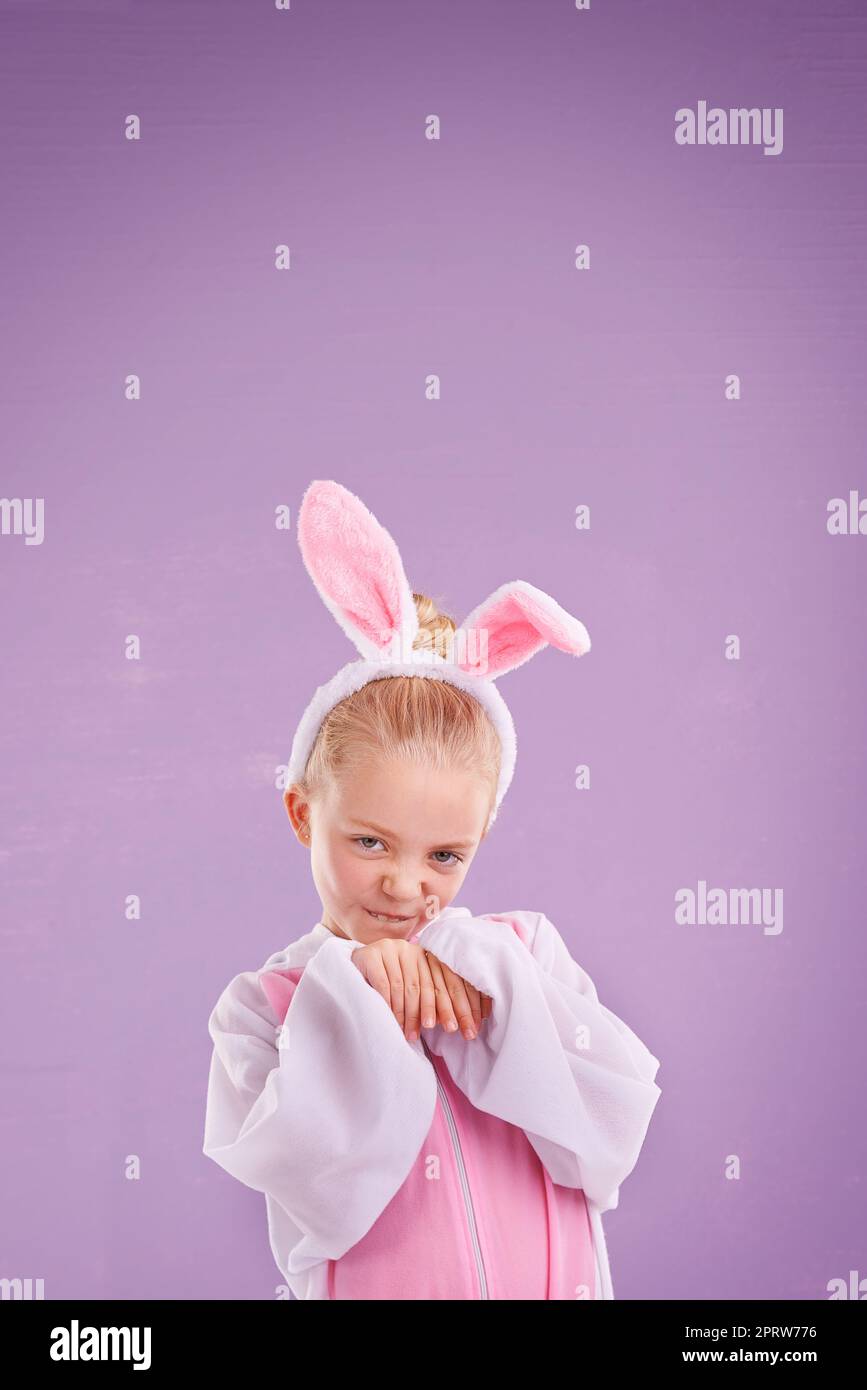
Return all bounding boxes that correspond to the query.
[286,758,491,944]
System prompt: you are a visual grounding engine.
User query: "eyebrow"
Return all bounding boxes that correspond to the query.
[349,820,477,851]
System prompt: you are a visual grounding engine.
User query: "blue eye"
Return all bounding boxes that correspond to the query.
[354,838,462,866]
[355,837,384,851]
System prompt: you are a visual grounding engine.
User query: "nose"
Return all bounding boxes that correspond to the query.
[382,864,422,906]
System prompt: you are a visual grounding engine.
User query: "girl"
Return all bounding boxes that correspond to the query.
[202,479,661,1300]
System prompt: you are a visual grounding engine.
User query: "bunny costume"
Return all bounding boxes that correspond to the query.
[202,480,662,1299]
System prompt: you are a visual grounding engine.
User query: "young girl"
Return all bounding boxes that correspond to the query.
[202,480,662,1301]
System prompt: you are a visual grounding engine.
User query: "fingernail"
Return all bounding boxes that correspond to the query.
[423,1016,434,1028]
[463,1026,476,1039]
[408,1029,418,1042]
[447,1020,458,1031]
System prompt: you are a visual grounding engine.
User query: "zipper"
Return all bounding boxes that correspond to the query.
[420,1036,489,1299]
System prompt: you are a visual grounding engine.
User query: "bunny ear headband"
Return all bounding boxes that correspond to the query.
[287,480,591,827]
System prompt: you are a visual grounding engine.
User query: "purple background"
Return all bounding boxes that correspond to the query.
[1,0,865,1300]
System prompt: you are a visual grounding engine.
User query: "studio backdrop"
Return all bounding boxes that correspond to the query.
[1,0,864,1302]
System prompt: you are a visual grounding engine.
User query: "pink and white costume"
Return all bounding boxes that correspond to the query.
[202,480,662,1298]
[203,905,661,1299]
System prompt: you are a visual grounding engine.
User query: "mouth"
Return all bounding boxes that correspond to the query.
[365,907,416,925]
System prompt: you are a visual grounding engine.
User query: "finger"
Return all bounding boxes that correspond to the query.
[464,982,483,1032]
[379,942,405,1031]
[357,948,393,1011]
[426,953,459,1034]
[417,951,438,1030]
[441,963,478,1040]
[400,947,421,1041]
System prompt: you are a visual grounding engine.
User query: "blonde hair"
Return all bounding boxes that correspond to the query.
[297,592,501,829]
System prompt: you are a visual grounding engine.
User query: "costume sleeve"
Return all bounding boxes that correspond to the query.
[413,911,661,1213]
[202,933,437,1275]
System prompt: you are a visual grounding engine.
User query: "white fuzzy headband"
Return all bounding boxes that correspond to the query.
[286,480,592,826]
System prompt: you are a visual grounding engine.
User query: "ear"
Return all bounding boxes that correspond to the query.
[453,580,590,679]
[296,481,419,661]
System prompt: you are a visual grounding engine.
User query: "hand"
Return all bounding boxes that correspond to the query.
[425,950,492,1041]
[351,938,492,1043]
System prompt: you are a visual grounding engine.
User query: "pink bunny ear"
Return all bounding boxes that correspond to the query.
[297,481,419,661]
[453,580,590,679]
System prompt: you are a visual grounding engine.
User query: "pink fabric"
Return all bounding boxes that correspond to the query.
[296,479,415,656]
[488,912,534,947]
[259,966,304,1021]
[261,927,597,1301]
[454,581,591,679]
[205,905,662,1300]
[326,1048,595,1300]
